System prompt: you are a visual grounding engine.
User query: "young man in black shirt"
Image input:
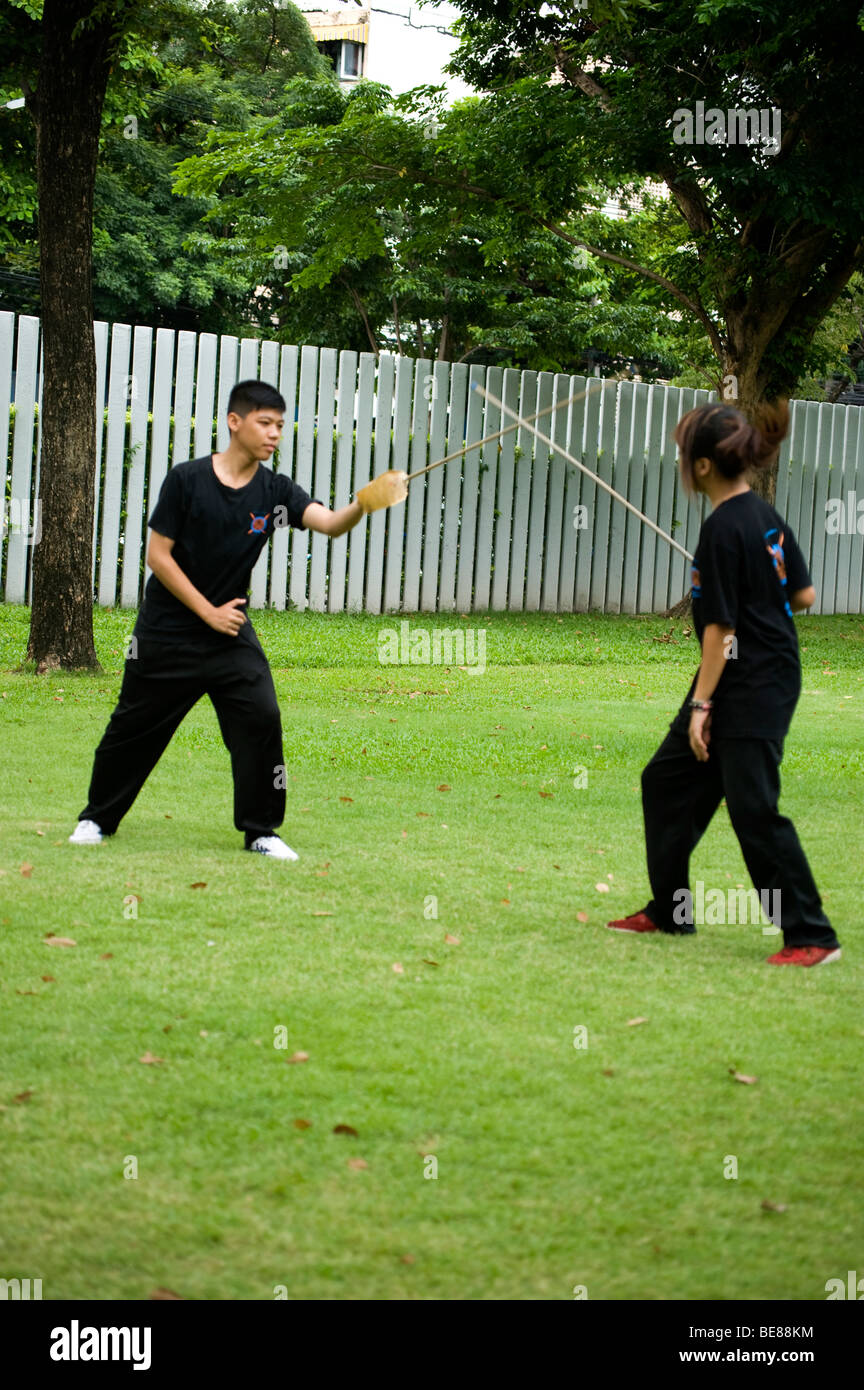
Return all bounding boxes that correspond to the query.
[70,380,406,858]
[607,401,842,967]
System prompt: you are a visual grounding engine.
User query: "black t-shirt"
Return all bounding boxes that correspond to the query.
[671,490,811,740]
[134,455,319,645]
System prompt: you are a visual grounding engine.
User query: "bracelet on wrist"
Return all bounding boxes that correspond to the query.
[689,698,713,711]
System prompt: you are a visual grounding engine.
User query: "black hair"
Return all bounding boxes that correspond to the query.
[675,400,789,494]
[227,379,286,417]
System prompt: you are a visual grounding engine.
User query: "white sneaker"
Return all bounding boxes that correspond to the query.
[247,835,299,861]
[69,819,104,845]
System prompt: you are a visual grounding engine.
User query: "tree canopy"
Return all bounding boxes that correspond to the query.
[175,75,688,373]
[439,0,864,415]
[0,0,331,330]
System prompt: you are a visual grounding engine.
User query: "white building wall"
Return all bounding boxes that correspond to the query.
[297,3,472,101]
[363,4,471,99]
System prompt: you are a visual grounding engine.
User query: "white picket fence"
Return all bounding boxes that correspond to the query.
[2,311,863,613]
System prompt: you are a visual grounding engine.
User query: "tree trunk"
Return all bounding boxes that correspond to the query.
[717,347,779,504]
[26,1,118,671]
[663,593,692,620]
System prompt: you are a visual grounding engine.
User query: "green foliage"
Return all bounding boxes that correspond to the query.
[92,2,332,329]
[175,76,684,371]
[7,1,43,18]
[4,0,863,395]
[442,0,864,402]
[175,0,864,391]
[0,0,333,330]
[0,0,41,258]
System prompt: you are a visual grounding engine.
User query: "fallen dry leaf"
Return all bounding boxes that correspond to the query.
[16,989,39,996]
[603,1068,615,1076]
[444,933,460,945]
[20,863,33,878]
[731,1070,758,1085]
[392,962,404,974]
[286,1051,309,1064]
[627,1017,648,1027]
[347,1157,369,1170]
[339,796,353,803]
[189,882,207,890]
[595,883,610,894]
[12,1090,33,1104]
[333,1124,359,1137]
[44,935,76,948]
[400,1254,416,1265]
[139,1052,163,1065]
[100,953,114,960]
[539,790,554,799]
[162,1025,172,1033]
[422,958,440,966]
[293,1118,312,1130]
[149,1288,183,1300]
[416,811,430,818]
[576,911,589,923]
[312,911,334,917]
[41,975,55,983]
[437,784,451,792]
[501,898,510,905]
[761,1199,787,1212]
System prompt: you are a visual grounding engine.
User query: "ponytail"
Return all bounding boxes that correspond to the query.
[675,399,789,491]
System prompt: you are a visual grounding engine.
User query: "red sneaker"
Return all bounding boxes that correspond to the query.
[766,945,842,967]
[606,912,659,934]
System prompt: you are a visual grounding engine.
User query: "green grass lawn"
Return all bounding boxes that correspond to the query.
[1,602,862,1301]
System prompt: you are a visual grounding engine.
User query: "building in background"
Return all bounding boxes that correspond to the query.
[297,3,471,100]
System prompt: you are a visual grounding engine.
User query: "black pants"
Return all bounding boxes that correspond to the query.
[80,630,285,845]
[640,725,839,950]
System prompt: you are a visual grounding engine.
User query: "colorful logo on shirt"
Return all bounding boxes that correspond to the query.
[248,512,270,534]
[691,565,701,598]
[764,527,793,617]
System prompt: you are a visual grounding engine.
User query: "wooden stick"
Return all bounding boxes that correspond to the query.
[473,381,694,563]
[404,377,618,483]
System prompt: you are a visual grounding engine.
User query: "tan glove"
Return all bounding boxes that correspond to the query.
[355,469,409,514]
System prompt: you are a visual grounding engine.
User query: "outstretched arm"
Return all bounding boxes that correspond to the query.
[301,470,409,537]
[301,499,364,539]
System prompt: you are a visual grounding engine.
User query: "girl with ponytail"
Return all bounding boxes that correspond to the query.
[607,399,841,967]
